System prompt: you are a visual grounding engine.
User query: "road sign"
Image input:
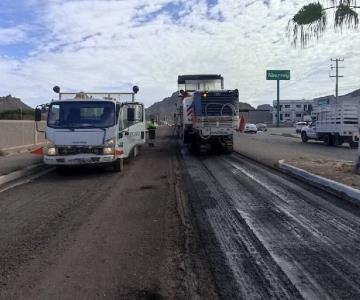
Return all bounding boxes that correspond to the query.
[266,70,290,81]
[266,70,291,127]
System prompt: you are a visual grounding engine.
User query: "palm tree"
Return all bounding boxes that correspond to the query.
[289,1,360,174]
[288,1,359,47]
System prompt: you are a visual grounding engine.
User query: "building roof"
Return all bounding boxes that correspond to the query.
[344,89,360,98]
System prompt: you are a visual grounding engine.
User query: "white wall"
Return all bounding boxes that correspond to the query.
[0,121,46,149]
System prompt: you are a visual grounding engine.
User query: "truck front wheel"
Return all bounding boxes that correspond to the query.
[301,132,308,143]
[113,158,124,172]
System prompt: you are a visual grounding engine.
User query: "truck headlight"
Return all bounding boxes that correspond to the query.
[103,147,115,155]
[46,147,57,156]
[105,137,115,146]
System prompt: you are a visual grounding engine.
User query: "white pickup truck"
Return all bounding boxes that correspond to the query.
[34,86,146,172]
[301,95,359,147]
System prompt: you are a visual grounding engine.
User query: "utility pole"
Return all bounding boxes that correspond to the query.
[330,58,344,102]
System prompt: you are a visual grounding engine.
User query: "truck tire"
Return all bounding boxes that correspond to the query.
[183,130,189,144]
[332,134,343,147]
[323,134,333,146]
[301,132,308,143]
[350,141,359,149]
[113,158,123,172]
[56,166,67,175]
[223,139,233,154]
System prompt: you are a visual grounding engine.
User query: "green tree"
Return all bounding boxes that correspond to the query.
[288,1,359,47]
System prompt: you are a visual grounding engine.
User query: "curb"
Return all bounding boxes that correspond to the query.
[278,159,360,203]
[0,163,47,188]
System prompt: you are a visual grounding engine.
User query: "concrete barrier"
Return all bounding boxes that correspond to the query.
[0,121,46,149]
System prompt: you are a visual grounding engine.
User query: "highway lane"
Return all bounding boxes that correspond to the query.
[182,149,360,299]
[0,129,218,300]
[2,129,360,300]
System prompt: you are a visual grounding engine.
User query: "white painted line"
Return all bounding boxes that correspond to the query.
[278,160,360,203]
[0,163,43,186]
[0,167,53,193]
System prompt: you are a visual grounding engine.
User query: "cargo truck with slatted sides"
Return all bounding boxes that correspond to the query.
[177,74,239,154]
[301,94,360,147]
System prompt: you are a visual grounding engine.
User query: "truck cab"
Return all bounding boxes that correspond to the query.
[35,87,145,172]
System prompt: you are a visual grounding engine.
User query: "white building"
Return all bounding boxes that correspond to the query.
[272,99,314,125]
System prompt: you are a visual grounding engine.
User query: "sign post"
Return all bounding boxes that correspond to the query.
[266,70,290,127]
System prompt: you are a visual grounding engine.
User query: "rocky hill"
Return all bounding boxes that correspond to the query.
[146,92,181,122]
[0,95,32,112]
[0,95,34,120]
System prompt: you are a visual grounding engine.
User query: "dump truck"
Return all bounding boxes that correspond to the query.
[177,74,239,154]
[34,86,146,172]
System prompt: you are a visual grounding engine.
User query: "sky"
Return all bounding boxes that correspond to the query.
[0,0,359,108]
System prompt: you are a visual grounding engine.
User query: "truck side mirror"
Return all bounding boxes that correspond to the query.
[127,107,135,122]
[116,103,120,123]
[35,108,42,121]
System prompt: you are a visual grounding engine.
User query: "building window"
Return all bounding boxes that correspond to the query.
[296,114,302,118]
[285,114,290,118]
[296,104,302,108]
[284,105,291,108]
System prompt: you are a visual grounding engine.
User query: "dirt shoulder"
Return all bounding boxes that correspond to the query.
[0,127,218,299]
[285,158,360,190]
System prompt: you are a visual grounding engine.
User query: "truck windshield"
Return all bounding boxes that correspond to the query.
[48,101,115,129]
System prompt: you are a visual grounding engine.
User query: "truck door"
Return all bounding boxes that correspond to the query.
[118,103,146,158]
[307,121,317,139]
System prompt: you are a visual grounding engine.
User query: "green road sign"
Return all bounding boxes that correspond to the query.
[266,70,290,81]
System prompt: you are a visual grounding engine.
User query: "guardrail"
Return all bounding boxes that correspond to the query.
[0,120,46,149]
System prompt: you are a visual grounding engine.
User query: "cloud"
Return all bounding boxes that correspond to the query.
[0,0,358,108]
[0,26,27,45]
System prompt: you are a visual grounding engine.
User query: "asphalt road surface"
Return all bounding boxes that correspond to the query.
[234,130,357,166]
[2,127,360,299]
[182,149,360,299]
[0,128,218,300]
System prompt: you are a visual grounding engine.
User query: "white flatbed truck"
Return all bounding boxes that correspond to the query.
[301,95,359,147]
[34,86,146,172]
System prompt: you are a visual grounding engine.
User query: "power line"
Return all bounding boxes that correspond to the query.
[330,58,344,102]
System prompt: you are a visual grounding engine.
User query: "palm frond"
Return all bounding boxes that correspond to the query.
[287,2,327,47]
[335,3,359,29]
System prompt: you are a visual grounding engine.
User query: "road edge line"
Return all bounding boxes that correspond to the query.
[278,159,360,204]
[0,163,46,188]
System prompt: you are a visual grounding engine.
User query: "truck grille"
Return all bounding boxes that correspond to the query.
[201,93,236,116]
[57,147,103,156]
[198,116,237,128]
